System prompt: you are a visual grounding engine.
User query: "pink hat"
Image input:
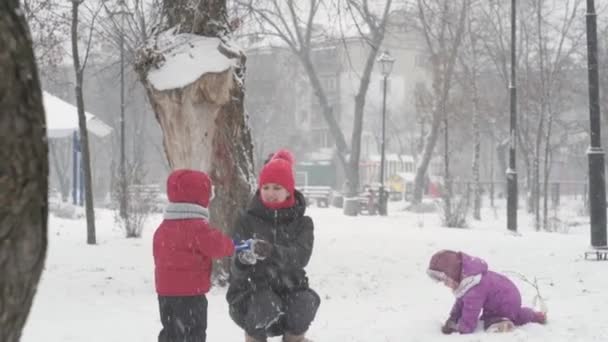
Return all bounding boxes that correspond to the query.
[427,250,463,283]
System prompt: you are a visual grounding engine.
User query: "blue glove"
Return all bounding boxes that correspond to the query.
[235,239,256,265]
[234,239,253,252]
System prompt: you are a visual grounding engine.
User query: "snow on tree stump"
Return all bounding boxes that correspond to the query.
[135,29,254,263]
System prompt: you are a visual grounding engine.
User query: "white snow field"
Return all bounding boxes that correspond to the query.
[22,199,608,341]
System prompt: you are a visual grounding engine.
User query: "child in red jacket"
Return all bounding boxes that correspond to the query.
[153,169,235,342]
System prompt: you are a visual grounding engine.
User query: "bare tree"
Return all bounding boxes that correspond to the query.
[93,0,165,232]
[477,0,584,228]
[516,0,583,230]
[22,0,71,77]
[458,0,484,220]
[135,0,255,278]
[539,0,583,230]
[237,0,393,200]
[22,1,72,205]
[70,0,103,244]
[410,0,469,206]
[477,0,517,198]
[0,1,48,340]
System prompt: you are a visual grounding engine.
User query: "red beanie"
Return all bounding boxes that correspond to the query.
[428,250,463,283]
[166,169,213,208]
[259,149,295,197]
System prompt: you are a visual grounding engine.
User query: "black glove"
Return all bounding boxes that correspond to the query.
[252,239,273,259]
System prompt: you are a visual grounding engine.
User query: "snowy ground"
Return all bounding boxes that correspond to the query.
[22,198,608,342]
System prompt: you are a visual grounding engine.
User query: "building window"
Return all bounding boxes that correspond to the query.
[310,129,332,149]
[321,76,337,92]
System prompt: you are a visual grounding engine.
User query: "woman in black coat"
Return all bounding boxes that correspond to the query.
[227,150,320,342]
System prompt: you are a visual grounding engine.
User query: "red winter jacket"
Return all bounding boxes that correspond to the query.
[153,169,235,296]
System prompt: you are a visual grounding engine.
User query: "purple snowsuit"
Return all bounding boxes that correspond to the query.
[448,253,540,334]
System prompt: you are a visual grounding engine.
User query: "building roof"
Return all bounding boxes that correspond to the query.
[44,91,113,138]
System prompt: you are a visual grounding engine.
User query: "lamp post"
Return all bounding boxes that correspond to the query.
[507,0,518,232]
[585,0,607,254]
[377,50,395,216]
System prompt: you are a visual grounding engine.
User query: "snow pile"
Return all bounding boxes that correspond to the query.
[147,31,238,91]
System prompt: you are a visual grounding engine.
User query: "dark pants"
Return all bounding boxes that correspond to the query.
[158,295,208,342]
[230,289,320,341]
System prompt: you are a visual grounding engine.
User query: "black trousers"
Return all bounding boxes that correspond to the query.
[229,288,320,341]
[158,295,208,342]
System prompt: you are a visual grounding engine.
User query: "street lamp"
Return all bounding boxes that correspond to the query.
[584,0,607,259]
[507,0,518,232]
[377,50,395,216]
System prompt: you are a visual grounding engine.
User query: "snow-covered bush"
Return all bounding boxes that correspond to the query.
[436,195,469,228]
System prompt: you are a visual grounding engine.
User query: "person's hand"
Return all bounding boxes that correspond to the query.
[441,320,458,334]
[237,249,257,265]
[251,239,273,259]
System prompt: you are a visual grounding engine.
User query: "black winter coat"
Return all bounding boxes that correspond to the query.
[226,190,314,306]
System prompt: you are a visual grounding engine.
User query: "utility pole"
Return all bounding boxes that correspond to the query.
[507,0,518,232]
[584,0,607,260]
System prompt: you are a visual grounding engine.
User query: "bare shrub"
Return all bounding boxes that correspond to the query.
[111,160,160,238]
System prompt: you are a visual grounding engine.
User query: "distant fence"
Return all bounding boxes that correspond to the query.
[447,180,587,207]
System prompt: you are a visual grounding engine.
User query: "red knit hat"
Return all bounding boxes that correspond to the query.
[166,169,213,208]
[259,149,295,197]
[427,250,463,283]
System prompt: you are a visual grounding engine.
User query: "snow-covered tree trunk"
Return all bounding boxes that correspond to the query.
[136,0,254,277]
[0,1,48,340]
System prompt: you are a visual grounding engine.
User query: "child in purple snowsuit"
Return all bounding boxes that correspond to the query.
[427,250,547,334]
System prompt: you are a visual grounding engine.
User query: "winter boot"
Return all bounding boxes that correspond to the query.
[486,319,515,333]
[534,311,547,324]
[245,333,266,342]
[283,332,312,342]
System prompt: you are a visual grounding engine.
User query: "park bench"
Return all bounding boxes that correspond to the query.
[300,186,332,207]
